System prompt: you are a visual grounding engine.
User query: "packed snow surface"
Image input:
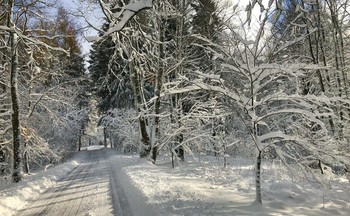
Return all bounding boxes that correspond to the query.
[1,146,349,216]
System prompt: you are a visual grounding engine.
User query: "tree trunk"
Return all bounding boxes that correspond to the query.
[10,30,22,183]
[255,150,262,204]
[78,122,84,151]
[176,146,184,161]
[173,0,186,162]
[8,0,22,182]
[175,133,184,161]
[223,140,227,169]
[78,129,82,151]
[103,126,107,147]
[318,159,324,174]
[109,131,113,148]
[23,142,29,174]
[129,42,151,157]
[151,10,165,164]
[171,142,175,169]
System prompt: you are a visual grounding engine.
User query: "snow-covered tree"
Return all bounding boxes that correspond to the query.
[0,1,88,182]
[266,0,350,166]
[160,0,347,204]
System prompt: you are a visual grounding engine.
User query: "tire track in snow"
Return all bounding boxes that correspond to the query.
[103,149,133,216]
[18,153,95,216]
[16,149,113,216]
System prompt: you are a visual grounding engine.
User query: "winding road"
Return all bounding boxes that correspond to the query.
[16,148,133,216]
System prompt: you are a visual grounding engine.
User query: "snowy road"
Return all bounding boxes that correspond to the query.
[16,148,133,216]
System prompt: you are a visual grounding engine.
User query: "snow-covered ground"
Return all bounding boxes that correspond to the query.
[1,146,350,216]
[120,154,350,216]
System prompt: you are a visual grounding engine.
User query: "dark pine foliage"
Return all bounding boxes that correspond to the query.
[88,21,134,113]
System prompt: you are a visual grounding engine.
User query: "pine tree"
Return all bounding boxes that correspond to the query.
[88,21,134,112]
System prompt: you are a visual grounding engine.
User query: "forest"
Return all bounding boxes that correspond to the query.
[1,0,350,207]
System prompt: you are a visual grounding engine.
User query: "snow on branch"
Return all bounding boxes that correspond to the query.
[0,25,69,55]
[88,0,153,42]
[256,108,328,132]
[258,131,300,145]
[0,140,11,146]
[0,125,12,136]
[163,81,248,108]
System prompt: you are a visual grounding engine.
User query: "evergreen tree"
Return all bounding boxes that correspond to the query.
[88,21,134,112]
[88,10,155,158]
